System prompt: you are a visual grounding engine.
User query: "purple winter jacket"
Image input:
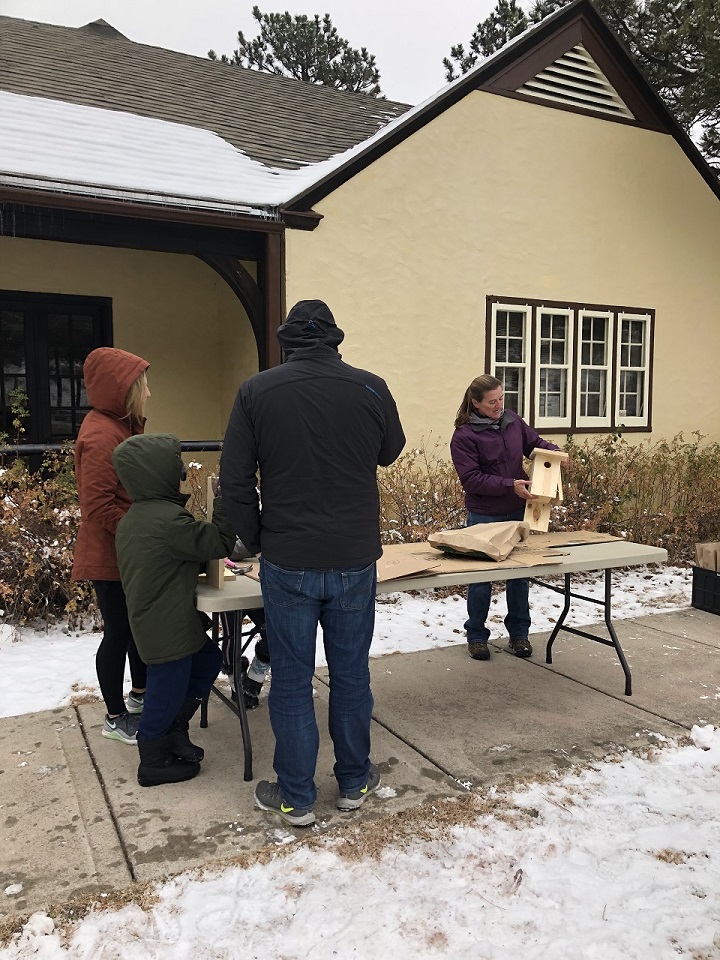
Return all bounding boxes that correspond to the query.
[450,411,559,516]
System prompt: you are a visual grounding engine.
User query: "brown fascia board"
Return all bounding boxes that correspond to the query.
[279,208,324,230]
[0,183,284,233]
[283,0,720,212]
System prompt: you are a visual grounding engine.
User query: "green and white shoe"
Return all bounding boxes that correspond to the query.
[254,780,315,827]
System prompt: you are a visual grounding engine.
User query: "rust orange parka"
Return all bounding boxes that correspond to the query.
[71,347,149,582]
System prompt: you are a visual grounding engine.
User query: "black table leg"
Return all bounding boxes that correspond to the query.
[200,609,255,778]
[231,610,254,782]
[533,568,632,696]
[200,613,220,728]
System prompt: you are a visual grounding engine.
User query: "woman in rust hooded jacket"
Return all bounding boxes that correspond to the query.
[72,347,150,744]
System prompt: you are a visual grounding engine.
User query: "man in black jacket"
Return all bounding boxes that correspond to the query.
[220,300,405,826]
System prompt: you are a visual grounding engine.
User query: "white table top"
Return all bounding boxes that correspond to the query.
[196,538,668,614]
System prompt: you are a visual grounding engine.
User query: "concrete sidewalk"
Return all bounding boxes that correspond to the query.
[1,608,718,923]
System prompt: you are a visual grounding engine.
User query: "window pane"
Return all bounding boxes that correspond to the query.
[497,366,524,414]
[592,342,605,365]
[580,315,608,367]
[618,370,644,418]
[46,309,100,439]
[539,367,566,417]
[551,342,565,364]
[539,312,568,365]
[1,311,27,433]
[1,311,26,374]
[507,312,524,338]
[580,368,606,417]
[621,319,646,367]
[496,310,525,365]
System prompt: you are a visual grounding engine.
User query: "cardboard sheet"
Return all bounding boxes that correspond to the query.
[240,555,443,584]
[235,532,619,588]
[378,540,566,576]
[377,552,441,582]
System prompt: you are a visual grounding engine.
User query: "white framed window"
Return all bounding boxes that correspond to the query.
[487,298,653,432]
[615,313,650,427]
[535,308,573,429]
[576,310,613,428]
[491,302,530,421]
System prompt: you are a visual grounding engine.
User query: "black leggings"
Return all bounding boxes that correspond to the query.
[246,608,269,662]
[93,580,147,716]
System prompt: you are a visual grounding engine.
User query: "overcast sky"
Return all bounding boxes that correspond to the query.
[0,0,510,105]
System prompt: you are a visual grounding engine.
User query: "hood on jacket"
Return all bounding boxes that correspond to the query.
[83,347,149,419]
[277,300,345,354]
[112,433,187,504]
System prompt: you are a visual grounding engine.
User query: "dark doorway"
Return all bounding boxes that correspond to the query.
[1,291,112,444]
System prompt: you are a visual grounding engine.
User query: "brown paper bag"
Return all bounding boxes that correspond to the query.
[428,521,530,562]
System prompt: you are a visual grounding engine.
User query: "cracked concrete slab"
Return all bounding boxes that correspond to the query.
[0,707,130,921]
[79,679,465,886]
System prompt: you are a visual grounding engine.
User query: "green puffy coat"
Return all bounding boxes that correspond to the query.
[112,433,236,665]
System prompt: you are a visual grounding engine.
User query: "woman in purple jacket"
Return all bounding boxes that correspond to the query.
[450,375,560,661]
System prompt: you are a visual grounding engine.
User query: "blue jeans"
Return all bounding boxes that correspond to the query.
[260,558,376,809]
[139,636,222,740]
[465,509,530,645]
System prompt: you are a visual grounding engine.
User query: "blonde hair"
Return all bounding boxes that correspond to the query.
[454,375,503,429]
[125,370,148,424]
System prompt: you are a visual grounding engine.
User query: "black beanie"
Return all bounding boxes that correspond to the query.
[277,300,345,352]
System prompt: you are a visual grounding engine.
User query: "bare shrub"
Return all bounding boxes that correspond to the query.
[553,432,720,564]
[379,440,465,544]
[0,450,97,629]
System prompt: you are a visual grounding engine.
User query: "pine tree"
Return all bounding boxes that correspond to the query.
[208,6,383,97]
[444,0,528,81]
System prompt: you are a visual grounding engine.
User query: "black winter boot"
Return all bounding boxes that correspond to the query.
[137,735,201,787]
[169,697,204,762]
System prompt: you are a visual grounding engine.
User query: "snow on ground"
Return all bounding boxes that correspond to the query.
[2,563,719,960]
[0,564,693,719]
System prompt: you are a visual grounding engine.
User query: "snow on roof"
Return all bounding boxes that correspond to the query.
[0,90,384,215]
[0,81,428,217]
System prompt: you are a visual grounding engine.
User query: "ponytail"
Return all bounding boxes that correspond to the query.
[454,375,502,429]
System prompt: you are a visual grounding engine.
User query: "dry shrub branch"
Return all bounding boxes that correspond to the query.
[378,432,720,565]
[0,450,97,630]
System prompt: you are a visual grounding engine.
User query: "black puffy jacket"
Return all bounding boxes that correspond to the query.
[220,300,405,569]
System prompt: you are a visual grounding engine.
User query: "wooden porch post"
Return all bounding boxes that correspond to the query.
[263,231,284,369]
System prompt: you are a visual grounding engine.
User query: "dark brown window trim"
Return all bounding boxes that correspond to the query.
[485,294,655,434]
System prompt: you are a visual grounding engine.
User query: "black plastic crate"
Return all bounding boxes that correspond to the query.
[691,566,720,616]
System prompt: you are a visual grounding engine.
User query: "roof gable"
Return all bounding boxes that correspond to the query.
[283,0,719,211]
[479,10,667,130]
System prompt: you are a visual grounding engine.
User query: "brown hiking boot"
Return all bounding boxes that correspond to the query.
[509,638,533,658]
[468,641,491,660]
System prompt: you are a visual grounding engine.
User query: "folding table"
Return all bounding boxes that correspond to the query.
[195,534,667,781]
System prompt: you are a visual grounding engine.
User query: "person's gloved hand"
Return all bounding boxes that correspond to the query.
[210,475,220,497]
[230,538,253,561]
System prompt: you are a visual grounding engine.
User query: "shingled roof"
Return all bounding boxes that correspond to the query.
[0,14,410,172]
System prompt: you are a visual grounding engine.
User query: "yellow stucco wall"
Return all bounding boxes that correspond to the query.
[0,237,257,444]
[285,91,720,449]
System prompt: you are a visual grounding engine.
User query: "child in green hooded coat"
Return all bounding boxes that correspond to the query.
[113,433,236,787]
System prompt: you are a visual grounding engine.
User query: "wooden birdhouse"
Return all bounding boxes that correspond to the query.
[524,449,569,532]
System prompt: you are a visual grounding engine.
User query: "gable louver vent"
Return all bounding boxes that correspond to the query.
[517,44,634,119]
